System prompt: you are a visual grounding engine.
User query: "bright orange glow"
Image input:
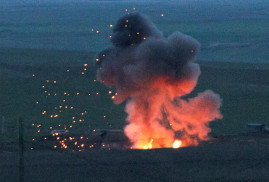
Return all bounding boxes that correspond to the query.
[124,76,222,149]
[143,139,154,149]
[173,140,182,148]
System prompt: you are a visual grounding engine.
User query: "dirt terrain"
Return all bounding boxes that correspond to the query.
[1,48,269,181]
[1,135,269,182]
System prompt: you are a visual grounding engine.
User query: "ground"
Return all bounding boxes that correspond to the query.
[1,138,269,182]
[0,48,269,181]
[1,48,269,143]
[1,1,269,62]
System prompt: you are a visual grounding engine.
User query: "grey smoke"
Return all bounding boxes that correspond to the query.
[96,13,222,148]
[96,13,200,104]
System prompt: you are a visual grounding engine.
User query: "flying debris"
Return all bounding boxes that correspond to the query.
[96,13,222,149]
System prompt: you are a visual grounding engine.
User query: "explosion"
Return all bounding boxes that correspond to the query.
[96,13,222,149]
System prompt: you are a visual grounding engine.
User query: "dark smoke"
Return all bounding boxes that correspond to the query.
[96,13,200,104]
[96,13,222,148]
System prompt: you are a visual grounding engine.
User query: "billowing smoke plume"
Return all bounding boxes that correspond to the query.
[96,13,222,149]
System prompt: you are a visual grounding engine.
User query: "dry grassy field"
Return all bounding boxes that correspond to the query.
[0,48,269,181]
[1,138,269,182]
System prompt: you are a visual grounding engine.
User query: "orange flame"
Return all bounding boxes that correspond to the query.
[124,75,222,149]
[143,139,154,149]
[173,140,182,149]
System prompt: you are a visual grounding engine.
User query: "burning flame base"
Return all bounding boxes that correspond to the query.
[142,139,182,150]
[124,77,222,150]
